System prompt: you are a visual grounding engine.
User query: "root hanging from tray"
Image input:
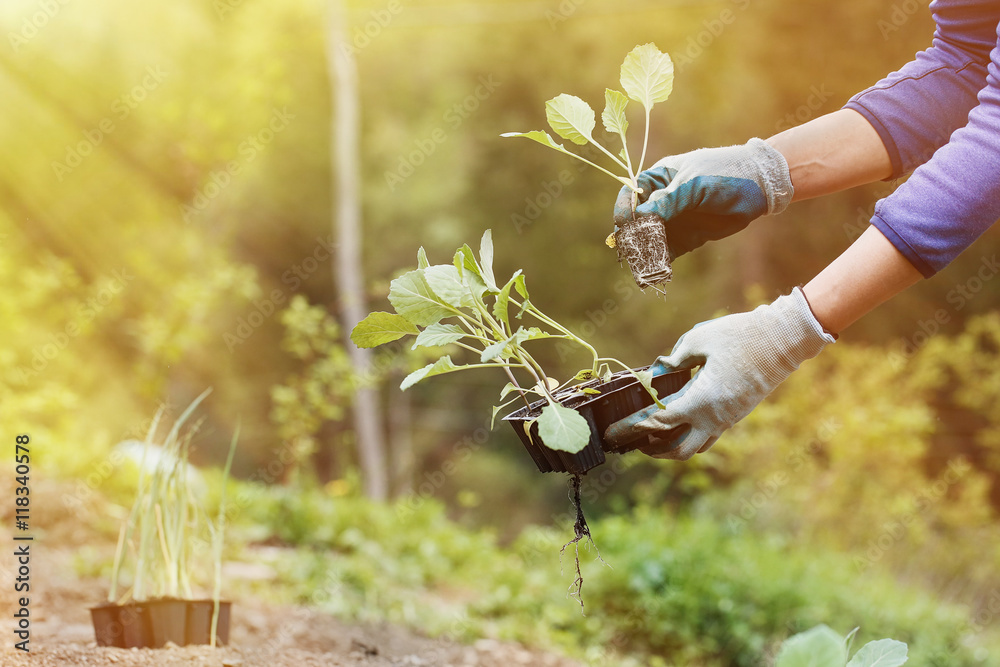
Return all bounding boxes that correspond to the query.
[560,474,609,614]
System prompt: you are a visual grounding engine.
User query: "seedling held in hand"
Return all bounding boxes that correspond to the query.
[350,230,662,455]
[502,43,673,202]
[503,43,677,292]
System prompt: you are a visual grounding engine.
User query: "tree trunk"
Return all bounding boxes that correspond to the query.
[326,0,388,501]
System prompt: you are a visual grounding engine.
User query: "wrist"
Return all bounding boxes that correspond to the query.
[746,138,794,216]
[803,226,922,334]
[766,287,836,365]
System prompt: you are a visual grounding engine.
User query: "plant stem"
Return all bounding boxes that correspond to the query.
[108,524,127,603]
[471,296,508,342]
[516,300,600,373]
[154,503,176,597]
[502,366,533,411]
[619,131,635,182]
[595,357,633,371]
[560,149,640,192]
[212,423,240,648]
[516,348,560,403]
[452,340,484,355]
[454,315,492,343]
[638,107,651,175]
[588,136,630,174]
[510,350,551,402]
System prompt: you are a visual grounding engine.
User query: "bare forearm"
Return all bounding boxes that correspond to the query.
[802,225,922,334]
[767,109,893,201]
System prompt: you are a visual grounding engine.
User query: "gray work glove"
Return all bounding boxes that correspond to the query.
[613,138,794,258]
[605,288,834,460]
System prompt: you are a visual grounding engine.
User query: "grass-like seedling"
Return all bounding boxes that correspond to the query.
[110,390,212,603]
[107,389,238,647]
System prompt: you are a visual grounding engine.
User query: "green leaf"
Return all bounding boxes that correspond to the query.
[847,640,908,667]
[456,244,482,278]
[482,326,549,362]
[513,272,530,300]
[776,625,848,667]
[634,369,663,407]
[481,338,509,363]
[479,229,499,293]
[400,356,466,391]
[845,628,860,655]
[389,270,454,327]
[454,248,488,302]
[536,403,591,453]
[412,323,465,350]
[573,369,597,382]
[416,246,429,269]
[602,89,630,135]
[350,312,419,348]
[501,130,574,154]
[522,419,535,444]
[513,275,532,319]
[424,265,472,309]
[620,43,674,111]
[545,93,595,146]
[534,377,559,394]
[513,326,548,344]
[500,382,520,400]
[493,270,524,326]
[501,130,634,189]
[581,388,601,395]
[465,271,488,303]
[490,397,520,430]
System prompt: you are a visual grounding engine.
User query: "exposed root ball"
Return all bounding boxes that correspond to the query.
[614,214,672,292]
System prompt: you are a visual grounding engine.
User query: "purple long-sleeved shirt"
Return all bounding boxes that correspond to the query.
[844,0,1000,277]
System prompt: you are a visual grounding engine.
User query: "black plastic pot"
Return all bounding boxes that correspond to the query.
[185,600,231,646]
[503,367,691,474]
[90,598,231,648]
[147,598,188,647]
[90,602,151,648]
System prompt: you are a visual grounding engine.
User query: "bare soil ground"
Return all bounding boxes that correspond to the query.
[0,479,583,667]
[0,543,583,667]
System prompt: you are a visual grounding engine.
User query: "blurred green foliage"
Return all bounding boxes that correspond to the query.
[226,480,997,666]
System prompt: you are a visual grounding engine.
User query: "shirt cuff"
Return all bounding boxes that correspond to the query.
[844,101,904,179]
[870,213,935,278]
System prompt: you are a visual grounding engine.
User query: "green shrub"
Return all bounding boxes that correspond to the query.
[238,481,997,666]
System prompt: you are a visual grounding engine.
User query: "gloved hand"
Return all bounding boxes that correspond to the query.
[605,287,834,460]
[613,138,794,259]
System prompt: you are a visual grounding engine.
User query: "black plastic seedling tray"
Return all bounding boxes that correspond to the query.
[90,598,231,648]
[503,367,690,474]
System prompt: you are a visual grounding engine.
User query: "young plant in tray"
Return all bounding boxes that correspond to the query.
[350,229,662,455]
[94,389,239,649]
[352,230,688,612]
[502,43,676,291]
